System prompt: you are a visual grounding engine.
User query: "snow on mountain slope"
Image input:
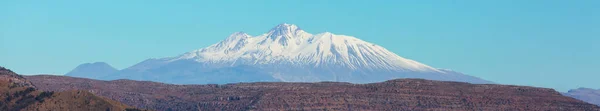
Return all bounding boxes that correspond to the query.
[172,23,441,73]
[77,23,491,84]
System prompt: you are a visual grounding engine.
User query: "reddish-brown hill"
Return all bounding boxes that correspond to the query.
[0,67,145,111]
[27,75,600,111]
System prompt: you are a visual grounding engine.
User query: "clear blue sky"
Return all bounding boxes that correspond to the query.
[1,0,598,92]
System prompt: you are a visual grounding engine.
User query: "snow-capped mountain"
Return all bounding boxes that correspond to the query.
[175,23,441,73]
[69,23,492,84]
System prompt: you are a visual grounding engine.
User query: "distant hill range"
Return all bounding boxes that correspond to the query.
[65,62,118,79]
[27,74,599,111]
[0,66,145,111]
[66,23,491,85]
[564,88,600,106]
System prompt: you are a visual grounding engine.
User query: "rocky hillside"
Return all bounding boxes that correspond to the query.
[0,67,145,111]
[27,75,599,111]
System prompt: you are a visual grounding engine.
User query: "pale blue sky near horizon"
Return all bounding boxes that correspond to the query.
[1,0,598,92]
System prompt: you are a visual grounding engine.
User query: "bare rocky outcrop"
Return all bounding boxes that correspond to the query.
[0,67,34,88]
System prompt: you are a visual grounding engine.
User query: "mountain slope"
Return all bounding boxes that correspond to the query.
[70,23,491,84]
[27,75,600,111]
[0,66,144,111]
[564,88,600,106]
[65,62,119,79]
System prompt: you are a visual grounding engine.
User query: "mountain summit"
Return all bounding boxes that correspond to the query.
[70,24,492,84]
[268,23,302,35]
